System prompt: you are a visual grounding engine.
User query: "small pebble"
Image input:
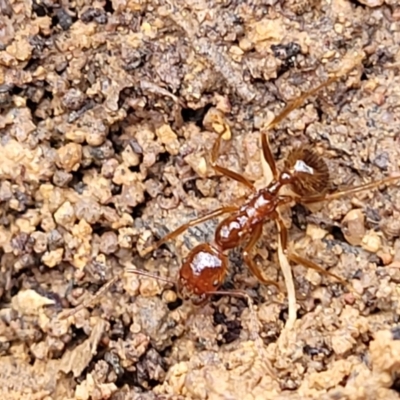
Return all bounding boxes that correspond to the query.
[361,231,382,253]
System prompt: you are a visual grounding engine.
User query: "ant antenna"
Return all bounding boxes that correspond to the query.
[124,267,176,287]
[58,268,176,320]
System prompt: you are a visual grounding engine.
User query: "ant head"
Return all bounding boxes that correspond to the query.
[178,243,228,302]
[283,145,330,196]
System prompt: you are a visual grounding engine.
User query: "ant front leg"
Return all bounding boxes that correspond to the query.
[210,124,256,191]
[242,223,280,289]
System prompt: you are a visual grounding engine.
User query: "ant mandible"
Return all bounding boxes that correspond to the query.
[139,67,400,306]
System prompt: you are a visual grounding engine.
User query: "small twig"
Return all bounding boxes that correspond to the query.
[260,132,298,330]
[276,216,297,330]
[58,275,120,320]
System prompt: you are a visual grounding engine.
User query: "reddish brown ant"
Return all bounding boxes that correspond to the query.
[138,70,400,307]
[59,64,399,324]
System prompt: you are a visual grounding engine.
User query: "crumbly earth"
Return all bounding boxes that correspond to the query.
[1,0,400,399]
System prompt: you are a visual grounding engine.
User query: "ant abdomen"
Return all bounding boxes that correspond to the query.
[284,145,330,196]
[178,243,228,298]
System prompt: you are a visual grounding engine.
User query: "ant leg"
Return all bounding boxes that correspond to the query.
[211,129,255,191]
[242,223,280,289]
[261,132,279,181]
[299,174,400,204]
[286,253,349,287]
[261,75,344,183]
[144,205,238,254]
[262,60,362,176]
[266,76,340,133]
[276,218,348,287]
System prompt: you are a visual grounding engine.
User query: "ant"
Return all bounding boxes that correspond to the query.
[59,64,399,325]
[138,68,400,308]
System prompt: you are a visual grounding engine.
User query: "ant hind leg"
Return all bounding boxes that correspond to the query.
[299,174,400,204]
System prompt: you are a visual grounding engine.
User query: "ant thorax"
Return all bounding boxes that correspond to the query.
[216,192,280,249]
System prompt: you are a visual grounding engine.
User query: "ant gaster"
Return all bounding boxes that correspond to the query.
[141,70,400,305]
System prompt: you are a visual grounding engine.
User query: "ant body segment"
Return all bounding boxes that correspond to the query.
[141,72,400,305]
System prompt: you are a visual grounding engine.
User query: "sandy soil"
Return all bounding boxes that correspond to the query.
[1,0,400,399]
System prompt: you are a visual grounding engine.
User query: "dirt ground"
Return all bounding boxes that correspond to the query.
[1,0,400,399]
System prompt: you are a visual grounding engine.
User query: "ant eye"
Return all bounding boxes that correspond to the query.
[213,279,219,286]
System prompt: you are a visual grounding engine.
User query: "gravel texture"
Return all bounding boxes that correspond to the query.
[1,0,400,399]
